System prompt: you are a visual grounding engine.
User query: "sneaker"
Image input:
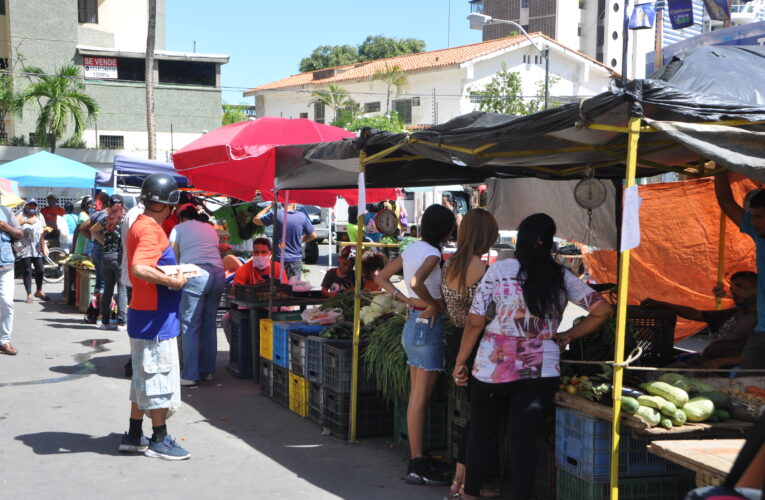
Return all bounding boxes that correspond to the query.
[117,323,127,331]
[406,456,451,486]
[99,322,118,330]
[144,435,191,460]
[180,378,198,387]
[118,432,149,453]
[201,373,215,382]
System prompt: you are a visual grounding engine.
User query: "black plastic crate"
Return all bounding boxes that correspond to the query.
[289,331,312,377]
[448,382,470,429]
[627,306,676,366]
[260,357,273,398]
[249,309,264,383]
[272,364,289,407]
[322,341,376,394]
[305,336,328,383]
[323,389,393,440]
[394,398,448,451]
[228,309,252,378]
[308,381,323,425]
[449,421,467,463]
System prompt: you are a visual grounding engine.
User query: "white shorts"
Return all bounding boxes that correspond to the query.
[129,337,181,411]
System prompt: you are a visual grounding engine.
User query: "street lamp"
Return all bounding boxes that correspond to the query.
[467,12,549,110]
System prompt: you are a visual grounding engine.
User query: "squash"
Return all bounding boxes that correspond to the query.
[641,381,689,409]
[660,417,673,429]
[668,409,687,426]
[713,409,730,422]
[698,391,729,410]
[657,373,693,393]
[634,405,661,427]
[681,396,715,422]
[622,396,639,415]
[637,395,678,416]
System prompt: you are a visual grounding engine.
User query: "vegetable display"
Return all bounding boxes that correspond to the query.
[363,314,409,402]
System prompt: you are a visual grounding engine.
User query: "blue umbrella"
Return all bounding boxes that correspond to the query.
[0,151,98,188]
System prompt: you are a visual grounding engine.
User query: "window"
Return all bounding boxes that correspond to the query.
[0,1,5,15]
[158,60,216,86]
[392,98,412,124]
[412,97,420,107]
[78,0,98,24]
[115,57,145,82]
[299,112,308,119]
[363,101,381,113]
[99,135,124,149]
[314,102,325,124]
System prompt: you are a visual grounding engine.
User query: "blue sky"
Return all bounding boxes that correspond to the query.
[165,0,483,104]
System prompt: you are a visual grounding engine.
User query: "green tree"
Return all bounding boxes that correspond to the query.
[310,84,357,123]
[346,111,403,133]
[0,74,21,142]
[299,45,358,72]
[17,66,99,153]
[222,104,247,125]
[357,35,425,61]
[371,64,408,115]
[468,64,560,115]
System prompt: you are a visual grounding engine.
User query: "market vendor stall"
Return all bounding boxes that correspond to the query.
[647,439,744,487]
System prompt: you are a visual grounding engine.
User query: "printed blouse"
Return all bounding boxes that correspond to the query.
[469,258,603,383]
[441,260,482,329]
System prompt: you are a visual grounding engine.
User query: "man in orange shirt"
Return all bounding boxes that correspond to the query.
[121,174,190,460]
[233,237,283,287]
[41,194,65,242]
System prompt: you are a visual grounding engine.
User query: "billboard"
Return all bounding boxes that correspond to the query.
[83,57,118,80]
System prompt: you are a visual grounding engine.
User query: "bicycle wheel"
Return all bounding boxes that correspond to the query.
[43,247,67,284]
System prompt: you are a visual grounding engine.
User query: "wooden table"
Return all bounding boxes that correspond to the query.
[648,439,744,486]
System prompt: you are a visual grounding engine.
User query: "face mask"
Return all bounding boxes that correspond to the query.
[252,256,271,269]
[24,207,36,215]
[86,207,95,214]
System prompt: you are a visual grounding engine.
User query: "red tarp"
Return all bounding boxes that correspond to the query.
[173,117,395,207]
[584,176,759,340]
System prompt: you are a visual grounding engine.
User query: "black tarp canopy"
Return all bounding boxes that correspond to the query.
[274,46,765,190]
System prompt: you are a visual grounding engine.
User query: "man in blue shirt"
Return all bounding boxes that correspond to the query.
[715,172,765,371]
[253,203,316,281]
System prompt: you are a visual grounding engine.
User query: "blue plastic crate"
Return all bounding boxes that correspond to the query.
[555,407,693,482]
[272,322,323,369]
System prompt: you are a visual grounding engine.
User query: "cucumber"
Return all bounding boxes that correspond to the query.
[622,396,639,414]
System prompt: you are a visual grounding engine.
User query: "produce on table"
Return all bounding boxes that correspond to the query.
[622,396,639,415]
[636,395,678,417]
[681,396,716,422]
[635,405,661,427]
[359,294,405,326]
[657,373,693,393]
[320,321,356,340]
[668,409,687,426]
[711,409,730,422]
[319,291,374,319]
[641,381,689,408]
[660,417,673,429]
[697,391,730,410]
[363,314,409,402]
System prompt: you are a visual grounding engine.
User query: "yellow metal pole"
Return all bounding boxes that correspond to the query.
[610,115,641,500]
[349,151,367,442]
[717,210,727,310]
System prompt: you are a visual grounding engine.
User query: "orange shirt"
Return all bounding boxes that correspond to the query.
[233,260,283,287]
[40,206,65,228]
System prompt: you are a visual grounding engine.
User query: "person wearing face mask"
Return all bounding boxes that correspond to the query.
[16,199,49,303]
[232,237,282,288]
[169,203,225,387]
[321,246,355,296]
[72,196,93,256]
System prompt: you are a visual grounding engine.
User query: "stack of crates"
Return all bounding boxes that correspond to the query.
[227,309,251,378]
[257,312,303,402]
[554,407,694,500]
[393,399,448,451]
[447,382,470,462]
[278,322,323,418]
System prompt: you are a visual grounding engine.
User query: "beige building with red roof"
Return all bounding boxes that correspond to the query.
[244,34,617,128]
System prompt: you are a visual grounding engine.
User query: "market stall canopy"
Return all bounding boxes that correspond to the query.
[0,151,99,188]
[274,46,765,190]
[95,155,188,188]
[0,176,22,208]
[172,117,395,207]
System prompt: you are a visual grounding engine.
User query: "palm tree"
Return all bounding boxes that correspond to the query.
[146,0,157,159]
[371,64,408,115]
[309,84,356,122]
[0,73,21,142]
[17,66,98,153]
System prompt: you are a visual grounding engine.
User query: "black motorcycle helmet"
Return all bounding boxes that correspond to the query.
[80,195,93,212]
[140,174,180,206]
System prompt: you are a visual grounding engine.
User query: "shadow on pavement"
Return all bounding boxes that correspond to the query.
[15,431,129,457]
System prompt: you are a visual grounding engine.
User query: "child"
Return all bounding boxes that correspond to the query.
[321,246,355,296]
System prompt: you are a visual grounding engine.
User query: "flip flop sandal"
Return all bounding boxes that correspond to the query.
[24,297,33,304]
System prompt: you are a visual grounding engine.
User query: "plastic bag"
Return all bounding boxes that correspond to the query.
[301,307,344,325]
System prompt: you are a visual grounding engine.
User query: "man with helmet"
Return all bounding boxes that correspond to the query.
[121,173,190,460]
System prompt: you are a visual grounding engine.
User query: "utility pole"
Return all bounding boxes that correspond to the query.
[654,1,666,71]
[146,0,157,159]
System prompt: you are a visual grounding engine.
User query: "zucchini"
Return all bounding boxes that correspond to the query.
[713,409,730,422]
[634,405,661,427]
[637,395,678,416]
[681,397,715,422]
[657,373,693,393]
[641,381,689,409]
[668,409,687,426]
[622,396,639,415]
[698,391,729,410]
[660,417,673,429]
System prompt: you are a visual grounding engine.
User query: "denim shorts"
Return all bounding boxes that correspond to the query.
[129,337,181,411]
[401,309,445,371]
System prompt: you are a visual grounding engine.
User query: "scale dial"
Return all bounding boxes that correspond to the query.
[376,209,399,235]
[574,178,607,209]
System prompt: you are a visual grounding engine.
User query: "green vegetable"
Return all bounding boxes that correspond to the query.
[681,396,715,422]
[713,409,730,421]
[641,381,689,409]
[669,409,687,426]
[622,387,644,399]
[698,391,729,409]
[635,405,661,427]
[660,417,673,429]
[622,396,639,414]
[658,373,693,393]
[363,314,408,402]
[686,378,716,395]
[637,395,678,416]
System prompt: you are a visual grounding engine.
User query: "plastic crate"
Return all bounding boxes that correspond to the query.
[449,421,467,463]
[322,389,393,440]
[77,269,95,313]
[272,364,290,407]
[555,407,692,482]
[394,398,448,451]
[322,341,376,394]
[627,306,677,367]
[249,309,263,383]
[305,336,329,383]
[288,325,326,376]
[273,322,324,369]
[228,309,252,379]
[448,382,470,429]
[63,266,76,305]
[289,373,309,418]
[259,357,273,398]
[308,381,323,425]
[259,318,274,360]
[556,468,696,500]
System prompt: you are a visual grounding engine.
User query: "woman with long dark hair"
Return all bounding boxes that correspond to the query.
[441,209,499,498]
[90,195,126,328]
[376,204,455,487]
[452,213,612,500]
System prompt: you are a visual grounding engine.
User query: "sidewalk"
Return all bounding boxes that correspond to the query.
[0,280,452,500]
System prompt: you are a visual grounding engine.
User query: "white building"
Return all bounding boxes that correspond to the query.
[244,34,618,128]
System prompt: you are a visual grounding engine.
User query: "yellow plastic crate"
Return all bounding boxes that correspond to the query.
[288,373,309,418]
[259,318,273,360]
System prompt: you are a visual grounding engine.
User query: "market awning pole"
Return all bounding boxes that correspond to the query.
[717,210,727,310]
[610,115,641,500]
[268,194,278,319]
[349,150,367,442]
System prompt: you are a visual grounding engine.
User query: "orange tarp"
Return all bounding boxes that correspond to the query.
[584,176,758,340]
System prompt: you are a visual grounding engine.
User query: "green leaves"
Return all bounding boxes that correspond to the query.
[468,63,561,116]
[299,36,425,73]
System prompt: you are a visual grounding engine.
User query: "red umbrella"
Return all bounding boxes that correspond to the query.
[173,117,394,206]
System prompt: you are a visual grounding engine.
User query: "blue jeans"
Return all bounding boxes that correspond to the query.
[180,264,225,381]
[283,260,301,281]
[91,243,104,293]
[401,309,445,371]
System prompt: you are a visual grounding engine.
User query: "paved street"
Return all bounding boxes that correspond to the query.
[0,270,443,500]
